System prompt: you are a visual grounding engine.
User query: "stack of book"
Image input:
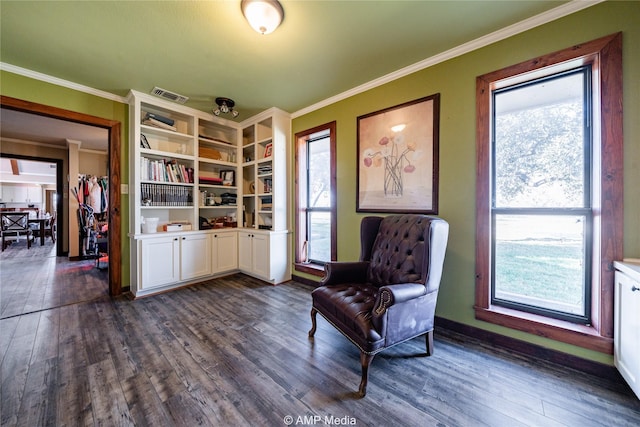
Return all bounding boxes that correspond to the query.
[199,176,224,185]
[140,157,193,183]
[142,112,177,132]
[257,165,272,175]
[261,197,272,211]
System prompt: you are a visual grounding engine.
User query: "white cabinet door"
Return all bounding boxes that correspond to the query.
[0,184,10,202]
[252,232,271,279]
[614,266,640,399]
[180,233,211,281]
[12,186,28,203]
[2,185,25,203]
[27,186,43,204]
[141,236,180,289]
[238,231,253,271]
[237,230,289,284]
[237,231,270,279]
[212,232,238,273]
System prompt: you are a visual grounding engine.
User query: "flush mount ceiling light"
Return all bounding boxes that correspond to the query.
[213,97,239,118]
[241,0,284,35]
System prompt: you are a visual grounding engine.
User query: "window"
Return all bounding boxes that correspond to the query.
[492,67,592,323]
[295,122,337,274]
[475,33,622,353]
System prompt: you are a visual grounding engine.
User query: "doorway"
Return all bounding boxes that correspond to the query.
[0,154,64,255]
[0,96,122,296]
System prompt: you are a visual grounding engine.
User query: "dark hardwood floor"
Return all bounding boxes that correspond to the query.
[0,241,108,319]
[1,249,639,426]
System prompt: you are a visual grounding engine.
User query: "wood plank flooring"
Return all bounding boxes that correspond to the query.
[1,252,639,426]
[0,242,108,319]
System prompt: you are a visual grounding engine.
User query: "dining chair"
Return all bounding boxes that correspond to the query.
[1,212,35,251]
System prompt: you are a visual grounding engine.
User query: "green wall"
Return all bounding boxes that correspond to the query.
[0,71,130,287]
[292,1,640,365]
[1,1,637,366]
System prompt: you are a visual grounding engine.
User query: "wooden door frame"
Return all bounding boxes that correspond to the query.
[1,95,123,296]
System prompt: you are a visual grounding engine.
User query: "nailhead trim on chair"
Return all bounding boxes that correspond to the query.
[374,289,391,315]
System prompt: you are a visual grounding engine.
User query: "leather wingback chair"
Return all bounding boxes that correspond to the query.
[309,214,449,396]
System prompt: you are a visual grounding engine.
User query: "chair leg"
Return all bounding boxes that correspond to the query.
[358,352,375,397]
[425,330,434,356]
[308,308,317,338]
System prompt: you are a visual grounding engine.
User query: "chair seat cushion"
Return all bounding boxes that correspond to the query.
[312,284,384,350]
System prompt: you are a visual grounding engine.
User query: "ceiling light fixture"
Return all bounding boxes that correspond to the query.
[241,0,284,35]
[213,97,239,118]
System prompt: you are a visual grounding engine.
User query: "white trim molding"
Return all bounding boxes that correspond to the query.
[0,63,127,104]
[292,0,604,118]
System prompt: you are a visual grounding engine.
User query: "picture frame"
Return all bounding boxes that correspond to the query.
[263,143,273,158]
[356,93,440,213]
[220,170,235,186]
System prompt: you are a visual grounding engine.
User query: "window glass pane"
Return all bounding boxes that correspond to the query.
[308,138,330,208]
[493,214,587,316]
[494,72,585,208]
[308,211,331,263]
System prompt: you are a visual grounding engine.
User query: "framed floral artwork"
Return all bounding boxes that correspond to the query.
[357,94,440,213]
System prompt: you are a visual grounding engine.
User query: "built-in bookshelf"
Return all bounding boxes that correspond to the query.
[197,121,239,227]
[241,109,289,232]
[128,90,241,235]
[127,90,290,295]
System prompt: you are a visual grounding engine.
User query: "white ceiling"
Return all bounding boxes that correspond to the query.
[0,158,57,185]
[0,108,109,151]
[0,108,108,186]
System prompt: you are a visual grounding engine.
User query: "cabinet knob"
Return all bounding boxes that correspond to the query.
[632,286,640,292]
[174,238,178,241]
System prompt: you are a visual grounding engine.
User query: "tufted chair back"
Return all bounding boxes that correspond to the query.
[366,215,429,287]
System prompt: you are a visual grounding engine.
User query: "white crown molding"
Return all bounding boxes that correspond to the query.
[0,63,127,104]
[291,0,604,119]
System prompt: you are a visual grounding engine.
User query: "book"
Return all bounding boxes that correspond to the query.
[140,133,150,149]
[145,112,175,126]
[142,117,177,132]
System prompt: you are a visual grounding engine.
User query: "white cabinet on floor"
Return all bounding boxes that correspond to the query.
[140,235,180,290]
[238,229,289,284]
[211,230,238,274]
[138,232,212,295]
[179,233,212,281]
[614,261,640,400]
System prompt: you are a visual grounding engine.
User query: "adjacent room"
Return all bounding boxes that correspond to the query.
[1,1,639,426]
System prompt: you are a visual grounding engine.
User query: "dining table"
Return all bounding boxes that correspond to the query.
[28,216,50,246]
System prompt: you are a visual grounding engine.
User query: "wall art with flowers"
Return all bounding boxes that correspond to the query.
[357,94,440,213]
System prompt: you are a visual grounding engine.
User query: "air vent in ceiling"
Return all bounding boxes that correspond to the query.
[150,87,189,104]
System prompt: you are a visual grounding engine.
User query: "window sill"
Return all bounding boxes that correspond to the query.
[294,262,325,277]
[474,305,613,354]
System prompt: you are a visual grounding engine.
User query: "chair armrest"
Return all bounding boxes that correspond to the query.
[373,283,426,316]
[320,261,370,286]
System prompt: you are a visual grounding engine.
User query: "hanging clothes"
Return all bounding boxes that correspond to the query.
[78,175,109,215]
